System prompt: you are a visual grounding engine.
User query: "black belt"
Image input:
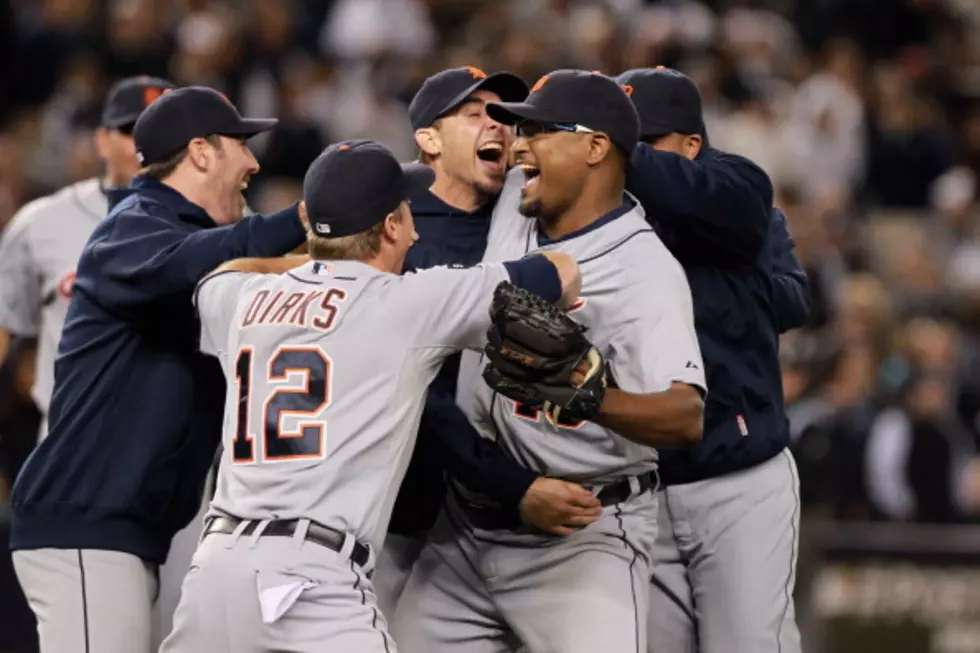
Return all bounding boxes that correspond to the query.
[205,516,369,567]
[455,472,656,531]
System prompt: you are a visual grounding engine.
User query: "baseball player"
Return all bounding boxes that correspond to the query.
[0,75,175,439]
[0,75,207,647]
[10,86,304,653]
[391,70,707,653]
[378,66,604,619]
[159,139,581,652]
[616,67,809,653]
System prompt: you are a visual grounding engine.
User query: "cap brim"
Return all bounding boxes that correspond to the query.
[485,101,559,126]
[102,114,141,129]
[220,117,279,138]
[439,72,530,121]
[401,163,436,198]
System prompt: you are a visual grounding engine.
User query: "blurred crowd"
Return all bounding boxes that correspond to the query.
[4,0,980,530]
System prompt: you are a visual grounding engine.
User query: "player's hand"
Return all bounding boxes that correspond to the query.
[519,477,602,537]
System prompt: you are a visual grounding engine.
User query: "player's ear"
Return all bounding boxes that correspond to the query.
[415,128,442,160]
[586,133,613,167]
[93,127,111,160]
[381,210,400,242]
[682,134,702,160]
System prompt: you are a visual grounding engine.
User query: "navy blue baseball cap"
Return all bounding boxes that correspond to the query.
[303,140,435,239]
[485,69,640,154]
[616,67,704,140]
[133,86,278,165]
[409,66,529,131]
[101,75,178,130]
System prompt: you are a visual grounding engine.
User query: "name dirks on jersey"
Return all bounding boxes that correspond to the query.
[240,287,348,331]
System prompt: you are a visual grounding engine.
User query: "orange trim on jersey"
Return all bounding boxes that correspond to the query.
[312,288,348,331]
[567,298,588,313]
[261,345,330,462]
[269,292,305,324]
[257,290,285,323]
[232,346,257,464]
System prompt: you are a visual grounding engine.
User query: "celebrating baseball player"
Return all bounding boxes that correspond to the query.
[9,86,306,653]
[392,70,707,653]
[0,74,213,648]
[616,66,809,653]
[159,139,580,652]
[377,66,606,618]
[0,75,175,439]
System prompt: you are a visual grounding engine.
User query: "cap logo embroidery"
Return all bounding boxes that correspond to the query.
[530,75,550,93]
[338,144,352,151]
[621,84,634,97]
[143,87,172,106]
[464,66,487,79]
[315,223,332,235]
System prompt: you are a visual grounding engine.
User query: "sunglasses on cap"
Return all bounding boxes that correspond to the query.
[516,120,596,139]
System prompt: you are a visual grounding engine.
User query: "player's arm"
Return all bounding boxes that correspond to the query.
[768,208,810,333]
[626,146,773,263]
[0,204,43,366]
[93,203,305,311]
[416,251,580,350]
[591,262,707,447]
[208,254,309,276]
[424,387,601,536]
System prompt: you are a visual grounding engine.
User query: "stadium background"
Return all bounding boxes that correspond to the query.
[3,0,980,651]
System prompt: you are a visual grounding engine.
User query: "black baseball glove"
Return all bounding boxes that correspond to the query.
[482,281,606,423]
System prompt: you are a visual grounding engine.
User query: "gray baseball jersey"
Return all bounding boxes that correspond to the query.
[391,173,706,653]
[457,172,706,484]
[0,178,105,416]
[194,259,514,554]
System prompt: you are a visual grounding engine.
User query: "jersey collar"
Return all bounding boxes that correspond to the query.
[536,194,636,246]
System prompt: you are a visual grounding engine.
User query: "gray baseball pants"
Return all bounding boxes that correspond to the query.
[374,532,426,620]
[13,548,159,653]
[160,520,391,653]
[392,483,657,653]
[647,448,801,653]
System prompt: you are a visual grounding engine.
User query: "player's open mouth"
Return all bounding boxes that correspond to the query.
[477,142,504,163]
[519,163,540,191]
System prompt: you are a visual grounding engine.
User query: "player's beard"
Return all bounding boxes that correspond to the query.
[518,196,542,219]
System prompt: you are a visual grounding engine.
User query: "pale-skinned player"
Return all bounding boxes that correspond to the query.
[10,86,305,653]
[0,76,175,434]
[0,75,211,648]
[159,139,581,653]
[392,70,706,653]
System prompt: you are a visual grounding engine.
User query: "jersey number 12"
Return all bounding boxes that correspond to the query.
[231,345,331,464]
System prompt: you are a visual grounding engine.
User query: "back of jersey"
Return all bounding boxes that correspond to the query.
[194,258,511,552]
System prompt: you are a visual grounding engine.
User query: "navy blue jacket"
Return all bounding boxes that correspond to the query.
[387,191,536,536]
[9,177,306,564]
[626,146,809,485]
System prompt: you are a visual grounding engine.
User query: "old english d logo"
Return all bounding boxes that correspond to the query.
[621,84,634,97]
[530,75,550,94]
[464,66,487,80]
[143,87,172,106]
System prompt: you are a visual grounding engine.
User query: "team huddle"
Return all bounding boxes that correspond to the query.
[0,64,809,653]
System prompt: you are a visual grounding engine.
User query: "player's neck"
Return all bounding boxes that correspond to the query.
[160,173,215,218]
[358,253,399,275]
[428,173,486,213]
[543,187,624,241]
